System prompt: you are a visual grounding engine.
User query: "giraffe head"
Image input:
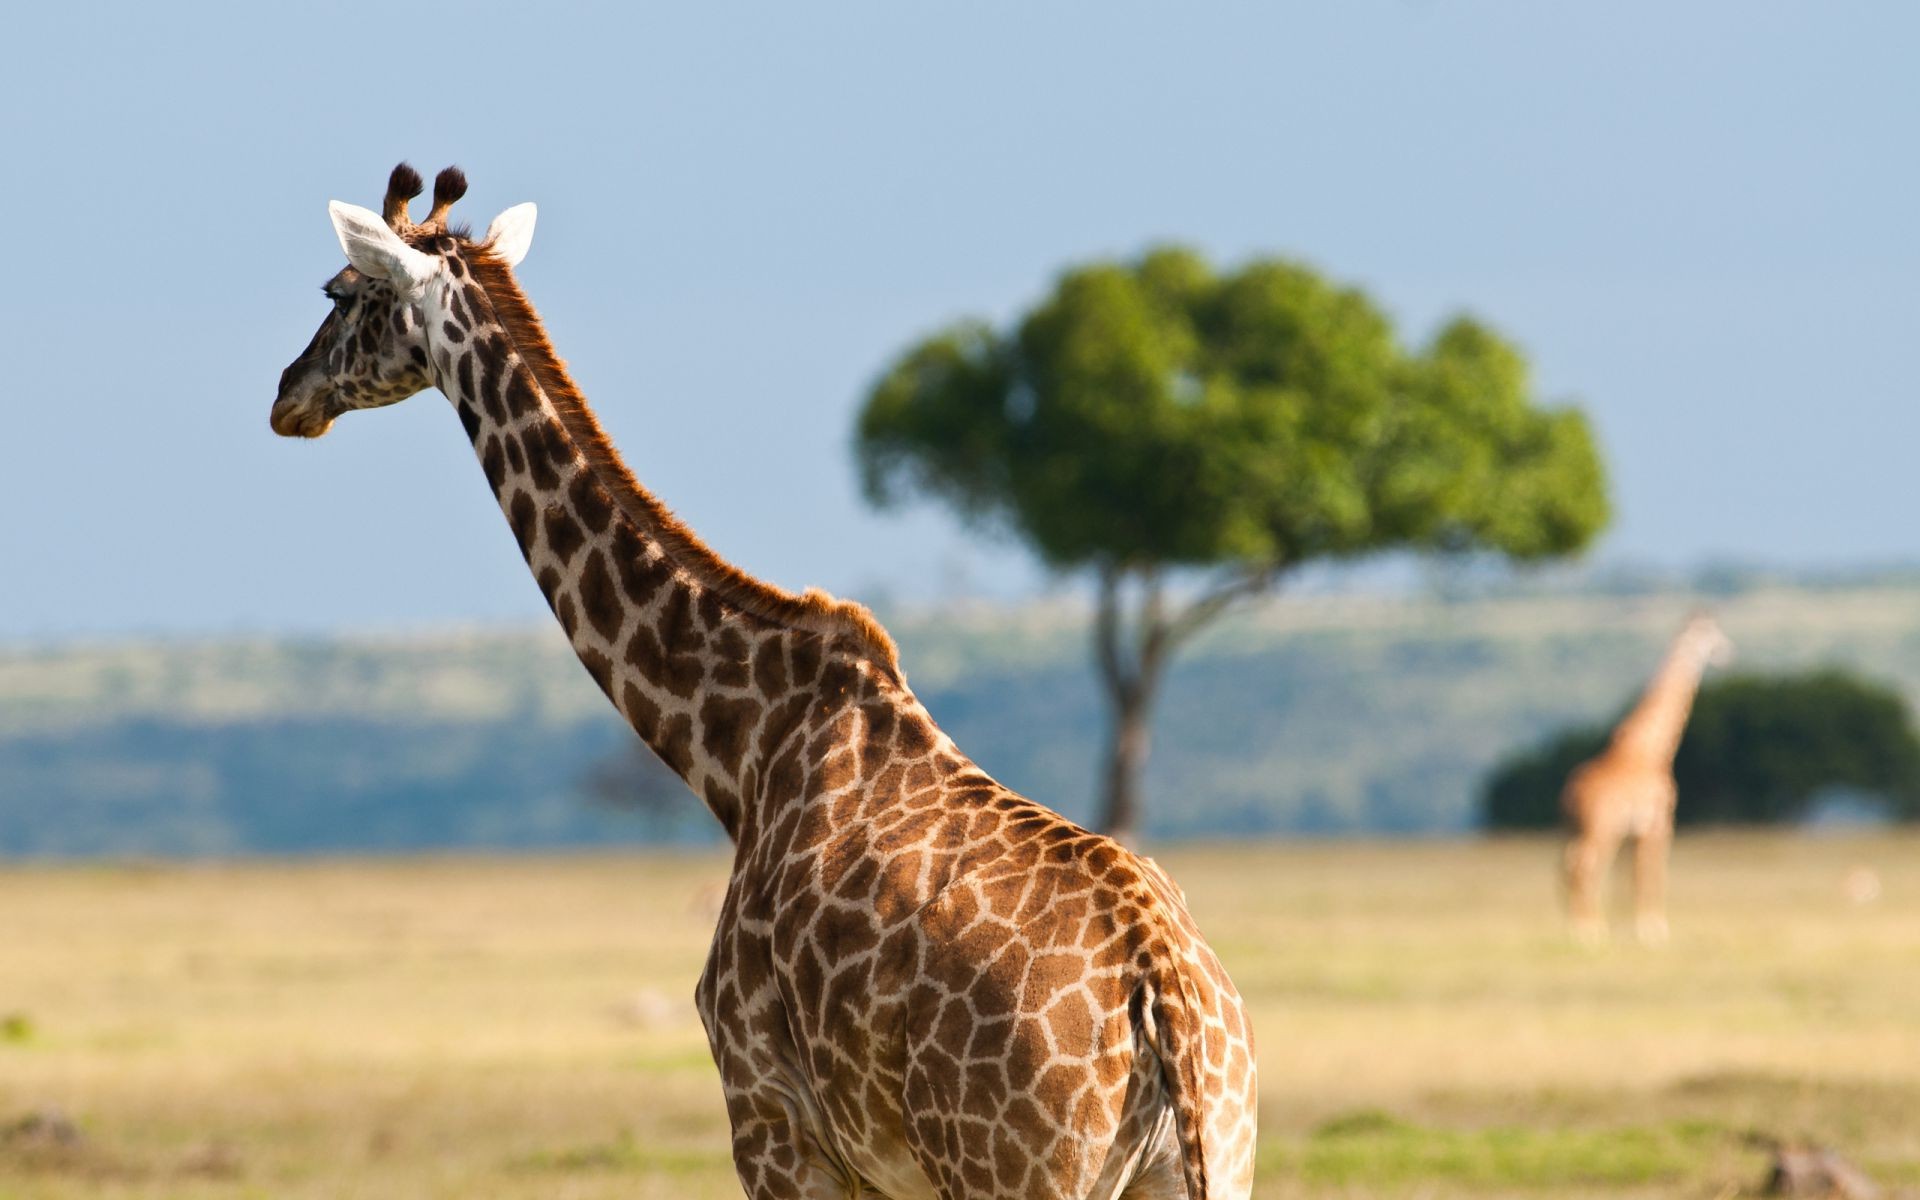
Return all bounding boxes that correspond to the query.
[1681,611,1735,667]
[271,164,537,438]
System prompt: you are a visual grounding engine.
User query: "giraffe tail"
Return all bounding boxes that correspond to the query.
[1143,958,1212,1200]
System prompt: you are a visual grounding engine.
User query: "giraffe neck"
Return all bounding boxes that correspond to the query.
[419,246,905,842]
[1609,637,1708,766]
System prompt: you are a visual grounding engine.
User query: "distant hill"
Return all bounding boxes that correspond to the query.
[5,582,1920,856]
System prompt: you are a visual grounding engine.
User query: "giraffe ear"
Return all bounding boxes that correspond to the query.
[327,201,438,293]
[484,203,537,268]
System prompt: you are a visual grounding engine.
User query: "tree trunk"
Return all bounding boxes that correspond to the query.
[1100,682,1153,847]
[1093,566,1168,847]
[1090,562,1280,848]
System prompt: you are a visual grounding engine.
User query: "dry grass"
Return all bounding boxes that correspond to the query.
[2,833,1917,1197]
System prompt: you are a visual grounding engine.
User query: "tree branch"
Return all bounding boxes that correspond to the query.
[1163,562,1286,651]
[1135,567,1174,694]
[1093,563,1133,699]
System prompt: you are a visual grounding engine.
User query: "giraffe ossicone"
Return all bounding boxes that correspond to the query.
[271,163,1258,1199]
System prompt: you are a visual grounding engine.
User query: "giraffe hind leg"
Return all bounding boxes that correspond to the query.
[1564,833,1615,945]
[1632,826,1672,945]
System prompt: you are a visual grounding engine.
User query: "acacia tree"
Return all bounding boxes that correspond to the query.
[856,247,1609,843]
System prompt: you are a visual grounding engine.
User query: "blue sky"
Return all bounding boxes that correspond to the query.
[4,2,1916,637]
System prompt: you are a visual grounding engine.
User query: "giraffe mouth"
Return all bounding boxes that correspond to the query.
[270,395,341,439]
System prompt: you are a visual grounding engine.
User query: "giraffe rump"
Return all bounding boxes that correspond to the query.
[1145,955,1213,1200]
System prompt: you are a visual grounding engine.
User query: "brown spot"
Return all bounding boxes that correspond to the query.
[522,423,567,490]
[696,588,725,631]
[503,370,540,420]
[473,327,504,381]
[656,713,695,775]
[961,1061,1005,1119]
[478,346,509,424]
[992,1130,1028,1191]
[578,548,624,642]
[765,745,807,819]
[896,712,936,755]
[752,637,790,697]
[700,693,761,771]
[660,589,701,655]
[712,628,751,688]
[818,660,857,700]
[789,636,821,687]
[480,435,506,492]
[536,566,561,597]
[611,523,670,606]
[621,682,661,739]
[965,1015,1014,1062]
[543,505,585,565]
[579,646,614,696]
[999,1118,1054,1177]
[455,352,476,406]
[1044,989,1097,1052]
[703,781,741,838]
[812,744,858,794]
[568,471,613,534]
[507,492,538,559]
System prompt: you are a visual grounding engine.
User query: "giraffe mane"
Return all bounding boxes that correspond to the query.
[459,244,904,683]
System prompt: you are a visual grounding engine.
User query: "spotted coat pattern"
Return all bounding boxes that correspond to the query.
[271,168,1258,1199]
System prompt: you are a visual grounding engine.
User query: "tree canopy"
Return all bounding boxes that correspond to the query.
[857,246,1609,573]
[857,245,1609,841]
[1482,668,1920,829]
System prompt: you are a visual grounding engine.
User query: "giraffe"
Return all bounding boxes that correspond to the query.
[270,165,1258,1200]
[1561,613,1733,945]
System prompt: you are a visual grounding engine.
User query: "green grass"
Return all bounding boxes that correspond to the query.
[1275,1111,1729,1188]
[3,833,1918,1197]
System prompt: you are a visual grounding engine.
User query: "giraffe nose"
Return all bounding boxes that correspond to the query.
[273,359,335,437]
[270,402,335,439]
[271,383,333,438]
[269,401,303,437]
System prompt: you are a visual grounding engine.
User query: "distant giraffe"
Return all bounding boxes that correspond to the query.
[1562,614,1733,944]
[270,165,1257,1199]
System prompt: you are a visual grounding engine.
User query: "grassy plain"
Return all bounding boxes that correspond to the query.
[2,834,1917,1198]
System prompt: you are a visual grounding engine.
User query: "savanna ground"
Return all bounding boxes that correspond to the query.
[2,834,1916,1198]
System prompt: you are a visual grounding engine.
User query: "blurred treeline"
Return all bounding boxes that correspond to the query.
[6,577,1920,856]
[1482,668,1920,829]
